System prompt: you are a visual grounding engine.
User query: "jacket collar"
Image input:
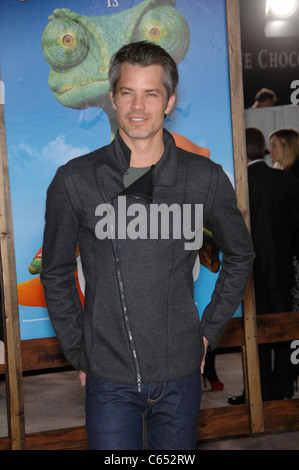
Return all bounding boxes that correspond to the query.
[247,160,267,169]
[155,129,177,187]
[106,128,177,187]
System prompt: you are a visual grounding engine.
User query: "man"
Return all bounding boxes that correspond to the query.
[251,88,277,108]
[41,41,254,450]
[247,127,299,400]
[245,127,298,401]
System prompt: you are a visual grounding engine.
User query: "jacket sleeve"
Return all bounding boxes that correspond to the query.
[201,164,255,350]
[40,166,83,370]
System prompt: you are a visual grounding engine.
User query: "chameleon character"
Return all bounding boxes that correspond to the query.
[41,0,190,138]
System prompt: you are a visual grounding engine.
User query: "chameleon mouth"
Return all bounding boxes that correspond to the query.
[56,79,107,95]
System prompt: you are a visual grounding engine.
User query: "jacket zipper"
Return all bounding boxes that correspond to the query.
[107,201,142,392]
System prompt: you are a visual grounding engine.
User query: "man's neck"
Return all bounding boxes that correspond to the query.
[119,129,165,168]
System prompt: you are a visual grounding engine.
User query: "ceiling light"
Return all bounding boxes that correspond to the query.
[266,0,298,18]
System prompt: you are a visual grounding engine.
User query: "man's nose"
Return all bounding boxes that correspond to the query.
[131,94,145,110]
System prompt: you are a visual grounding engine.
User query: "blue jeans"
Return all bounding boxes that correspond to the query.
[85,368,202,450]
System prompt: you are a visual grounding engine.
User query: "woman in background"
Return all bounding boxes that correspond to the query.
[269,128,299,311]
[270,128,299,175]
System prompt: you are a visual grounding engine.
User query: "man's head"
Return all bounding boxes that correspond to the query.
[245,127,266,161]
[108,40,179,103]
[108,41,178,144]
[252,88,277,108]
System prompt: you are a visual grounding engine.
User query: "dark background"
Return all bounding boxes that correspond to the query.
[239,0,299,108]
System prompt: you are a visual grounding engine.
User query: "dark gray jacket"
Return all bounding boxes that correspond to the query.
[41,129,254,387]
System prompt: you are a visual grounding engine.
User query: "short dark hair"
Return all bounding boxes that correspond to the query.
[108,41,179,102]
[245,127,266,160]
[254,88,277,104]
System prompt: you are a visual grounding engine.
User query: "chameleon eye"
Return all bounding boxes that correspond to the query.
[41,18,89,71]
[138,6,190,64]
[149,27,160,40]
[62,34,74,47]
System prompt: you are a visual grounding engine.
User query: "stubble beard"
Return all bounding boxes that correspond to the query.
[121,115,154,140]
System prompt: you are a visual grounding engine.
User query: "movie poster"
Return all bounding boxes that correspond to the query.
[0,0,240,340]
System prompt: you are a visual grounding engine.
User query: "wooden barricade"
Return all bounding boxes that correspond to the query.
[197,310,299,440]
[0,68,25,450]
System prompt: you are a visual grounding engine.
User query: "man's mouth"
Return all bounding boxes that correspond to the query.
[128,116,148,123]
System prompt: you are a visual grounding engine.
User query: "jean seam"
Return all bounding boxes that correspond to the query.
[142,408,148,450]
[143,382,165,449]
[147,381,166,404]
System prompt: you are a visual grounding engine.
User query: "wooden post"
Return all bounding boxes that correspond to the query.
[0,69,25,449]
[225,0,264,433]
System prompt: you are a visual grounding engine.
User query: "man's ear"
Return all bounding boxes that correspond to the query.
[110,91,117,110]
[165,94,176,115]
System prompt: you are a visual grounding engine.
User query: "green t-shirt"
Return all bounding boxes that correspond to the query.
[123,166,151,189]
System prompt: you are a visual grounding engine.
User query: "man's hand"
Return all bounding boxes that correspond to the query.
[200,336,209,374]
[79,370,86,386]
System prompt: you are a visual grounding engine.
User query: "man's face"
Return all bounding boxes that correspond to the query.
[110,63,175,143]
[256,98,274,108]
